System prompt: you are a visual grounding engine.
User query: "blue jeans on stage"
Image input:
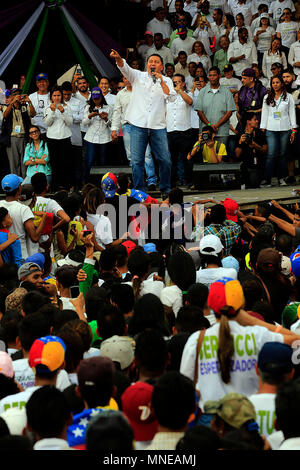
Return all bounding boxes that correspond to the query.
[123,124,157,186]
[85,141,108,182]
[264,130,290,182]
[130,124,171,193]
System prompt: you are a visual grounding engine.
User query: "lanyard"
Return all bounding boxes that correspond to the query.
[275,94,283,110]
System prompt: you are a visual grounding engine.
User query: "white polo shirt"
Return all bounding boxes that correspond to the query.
[227,39,258,76]
[166,91,193,132]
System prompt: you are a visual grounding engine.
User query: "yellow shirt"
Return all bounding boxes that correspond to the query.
[202,141,227,163]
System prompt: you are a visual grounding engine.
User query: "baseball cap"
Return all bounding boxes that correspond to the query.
[223,64,234,72]
[222,255,239,272]
[121,382,158,442]
[91,87,103,99]
[222,198,238,222]
[100,335,134,370]
[77,356,115,392]
[101,172,118,198]
[143,243,157,254]
[207,393,256,429]
[1,174,23,193]
[86,410,134,451]
[0,352,14,378]
[177,25,187,35]
[207,278,245,316]
[25,253,45,270]
[122,240,137,255]
[257,248,281,272]
[282,302,300,329]
[36,73,48,81]
[144,30,153,36]
[290,248,300,277]
[5,287,27,313]
[28,336,66,373]
[57,252,84,268]
[260,12,269,18]
[257,342,293,374]
[19,184,35,206]
[199,234,224,257]
[18,262,42,281]
[242,68,256,78]
[281,255,292,276]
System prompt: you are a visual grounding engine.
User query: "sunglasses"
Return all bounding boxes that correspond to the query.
[29,130,39,135]
[117,86,124,90]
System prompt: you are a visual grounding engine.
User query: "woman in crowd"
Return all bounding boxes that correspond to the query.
[82,87,112,183]
[187,41,212,75]
[253,14,276,67]
[223,13,235,39]
[44,86,73,191]
[229,13,252,44]
[260,75,297,188]
[193,15,214,57]
[262,37,287,80]
[23,126,51,185]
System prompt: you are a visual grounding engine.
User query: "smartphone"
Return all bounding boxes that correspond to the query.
[70,224,77,231]
[82,230,92,237]
[76,67,82,75]
[70,285,80,298]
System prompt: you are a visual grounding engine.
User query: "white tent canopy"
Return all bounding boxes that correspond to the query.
[57,64,98,86]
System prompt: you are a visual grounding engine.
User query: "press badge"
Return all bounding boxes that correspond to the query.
[251,100,256,106]
[14,125,21,133]
[273,112,281,120]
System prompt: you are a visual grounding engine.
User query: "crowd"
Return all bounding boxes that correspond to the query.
[1,0,300,454]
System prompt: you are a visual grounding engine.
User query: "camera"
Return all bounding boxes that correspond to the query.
[201,132,211,142]
[244,133,253,144]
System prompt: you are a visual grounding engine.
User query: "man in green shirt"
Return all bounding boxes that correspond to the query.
[213,35,230,76]
[168,12,194,47]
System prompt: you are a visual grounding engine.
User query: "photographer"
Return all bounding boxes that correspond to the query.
[235,111,267,188]
[2,88,36,178]
[187,125,227,164]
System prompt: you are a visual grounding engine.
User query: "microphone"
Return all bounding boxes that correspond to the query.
[150,67,156,84]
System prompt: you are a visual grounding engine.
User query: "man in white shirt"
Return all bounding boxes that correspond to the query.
[146,33,174,71]
[170,25,196,60]
[28,73,50,137]
[166,74,193,187]
[210,8,226,51]
[248,342,294,438]
[0,174,47,260]
[72,75,91,171]
[146,7,173,42]
[228,0,253,26]
[228,27,258,78]
[288,39,300,78]
[110,49,176,198]
[111,76,157,190]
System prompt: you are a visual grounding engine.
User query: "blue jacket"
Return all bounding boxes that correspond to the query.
[0,230,22,267]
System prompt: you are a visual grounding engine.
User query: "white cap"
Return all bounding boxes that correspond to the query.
[100,336,134,370]
[57,254,82,267]
[260,13,269,18]
[281,255,292,276]
[199,234,224,257]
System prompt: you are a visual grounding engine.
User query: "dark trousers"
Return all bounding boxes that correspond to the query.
[167,129,193,187]
[47,137,72,190]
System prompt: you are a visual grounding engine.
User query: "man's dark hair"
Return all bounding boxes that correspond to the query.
[275,234,293,257]
[26,386,71,439]
[110,283,134,315]
[165,63,175,70]
[52,309,78,334]
[1,310,22,346]
[18,313,50,352]
[175,305,209,334]
[86,410,134,451]
[256,202,271,219]
[135,329,168,375]
[57,325,85,373]
[260,370,293,387]
[186,283,209,309]
[147,53,164,65]
[152,371,195,430]
[209,66,220,75]
[0,435,33,450]
[55,266,77,288]
[275,378,300,439]
[36,304,61,331]
[96,304,125,340]
[61,81,73,92]
[209,204,227,224]
[114,245,128,268]
[85,287,107,322]
[128,293,170,337]
[173,73,185,82]
[99,248,117,272]
[168,188,184,205]
[21,291,51,316]
[31,172,48,194]
[167,251,196,291]
[241,279,265,310]
[178,51,187,57]
[0,374,20,400]
[176,425,221,451]
[213,8,223,17]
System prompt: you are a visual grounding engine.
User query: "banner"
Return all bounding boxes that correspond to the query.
[0,3,45,76]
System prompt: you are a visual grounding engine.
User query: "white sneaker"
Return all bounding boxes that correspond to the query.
[279,179,287,186]
[260,180,271,188]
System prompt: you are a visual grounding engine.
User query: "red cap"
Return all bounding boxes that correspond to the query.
[122,240,136,255]
[121,382,158,442]
[222,198,239,222]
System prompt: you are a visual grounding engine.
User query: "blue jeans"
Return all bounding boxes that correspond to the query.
[123,124,157,186]
[85,141,108,182]
[130,124,171,193]
[264,130,290,182]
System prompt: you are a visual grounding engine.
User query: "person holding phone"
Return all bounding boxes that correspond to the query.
[44,86,73,191]
[81,87,112,182]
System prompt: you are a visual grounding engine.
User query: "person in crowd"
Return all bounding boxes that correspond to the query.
[187,41,212,75]
[174,51,190,77]
[228,27,258,79]
[223,12,236,38]
[146,33,174,72]
[44,86,73,191]
[260,75,297,187]
[171,25,196,61]
[213,35,230,76]
[81,87,112,182]
[192,15,214,57]
[136,31,154,64]
[28,73,50,137]
[229,12,253,44]
[262,36,287,80]
[275,8,299,58]
[220,64,242,94]
[253,13,276,67]
[146,7,173,43]
[187,125,227,164]
[23,126,51,185]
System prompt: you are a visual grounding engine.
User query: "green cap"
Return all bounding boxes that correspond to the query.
[282,302,300,330]
[205,393,256,429]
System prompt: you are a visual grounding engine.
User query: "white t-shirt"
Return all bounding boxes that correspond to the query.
[180,321,284,408]
[196,267,237,287]
[276,21,299,48]
[248,393,276,437]
[160,285,183,317]
[0,386,41,414]
[0,200,34,260]
[269,0,296,23]
[28,92,50,134]
[125,278,165,299]
[220,77,242,92]
[12,358,70,392]
[86,212,113,248]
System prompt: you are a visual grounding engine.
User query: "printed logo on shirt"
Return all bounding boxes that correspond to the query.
[255,409,276,436]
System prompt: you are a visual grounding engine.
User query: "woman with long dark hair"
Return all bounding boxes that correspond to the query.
[44,86,73,190]
[260,75,297,187]
[23,126,51,185]
[82,87,112,182]
[262,37,287,80]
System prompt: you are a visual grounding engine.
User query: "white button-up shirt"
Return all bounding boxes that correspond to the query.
[82,104,112,144]
[262,50,287,79]
[166,91,193,132]
[146,17,172,39]
[111,87,132,132]
[118,59,176,130]
[170,36,196,60]
[228,0,253,25]
[227,39,258,77]
[66,96,84,146]
[44,104,73,140]
[288,40,300,77]
[187,53,212,74]
[260,93,297,131]
[75,90,91,133]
